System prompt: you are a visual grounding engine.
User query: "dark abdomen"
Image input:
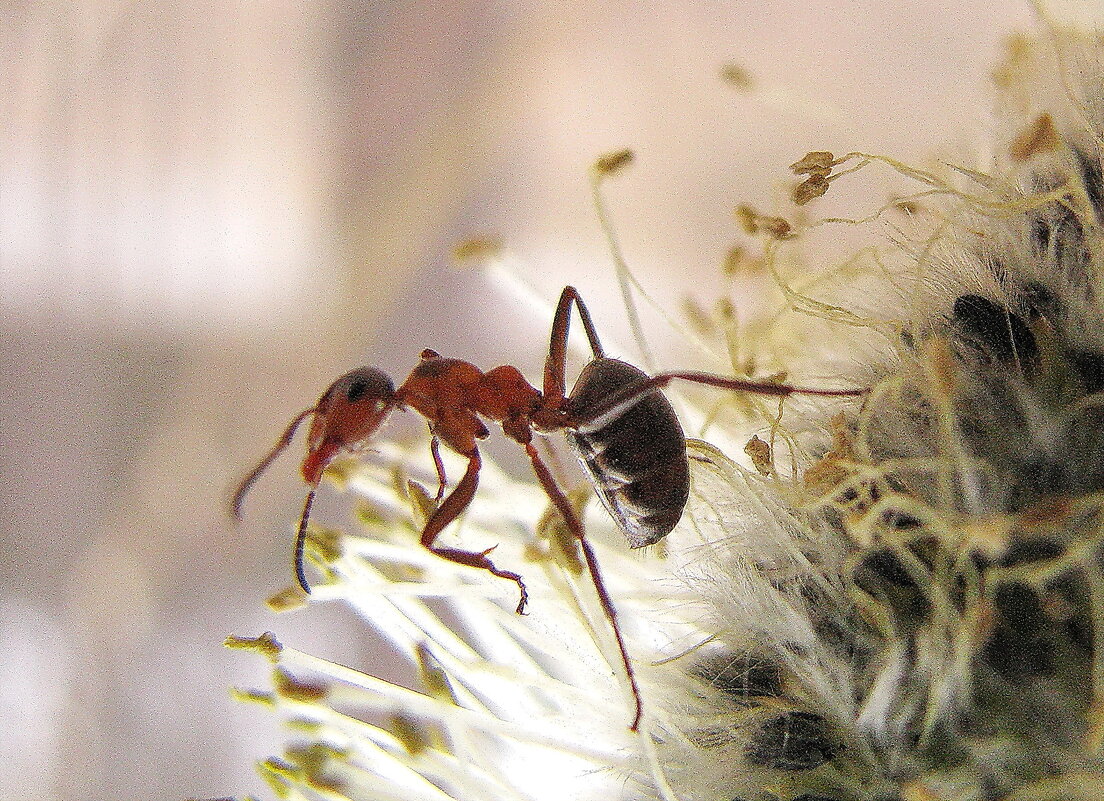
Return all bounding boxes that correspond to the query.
[564,358,689,547]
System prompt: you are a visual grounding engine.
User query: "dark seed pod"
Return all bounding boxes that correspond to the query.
[951,294,1039,372]
[983,582,1053,680]
[852,548,931,630]
[1072,147,1104,219]
[745,711,838,771]
[691,652,784,705]
[1068,349,1104,393]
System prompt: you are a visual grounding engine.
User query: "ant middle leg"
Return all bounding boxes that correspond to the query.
[419,447,528,614]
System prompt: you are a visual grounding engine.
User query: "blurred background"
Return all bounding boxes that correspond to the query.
[2,1,1037,798]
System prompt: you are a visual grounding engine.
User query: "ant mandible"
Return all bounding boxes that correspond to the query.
[232,285,866,731]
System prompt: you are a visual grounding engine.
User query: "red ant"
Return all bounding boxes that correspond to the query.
[232,286,866,730]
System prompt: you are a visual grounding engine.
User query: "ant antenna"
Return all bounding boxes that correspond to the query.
[294,489,316,593]
[231,407,316,519]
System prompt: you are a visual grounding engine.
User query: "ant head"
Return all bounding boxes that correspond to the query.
[301,367,397,485]
[232,367,396,518]
[231,366,396,594]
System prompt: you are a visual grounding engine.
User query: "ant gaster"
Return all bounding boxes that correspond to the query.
[232,286,866,731]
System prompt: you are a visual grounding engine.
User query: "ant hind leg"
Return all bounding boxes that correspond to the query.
[522,440,643,731]
[543,286,607,403]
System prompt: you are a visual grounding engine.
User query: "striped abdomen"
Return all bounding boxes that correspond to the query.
[564,358,690,548]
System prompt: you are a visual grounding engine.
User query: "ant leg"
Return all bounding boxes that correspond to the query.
[544,286,606,404]
[564,370,867,429]
[652,371,869,398]
[428,434,447,505]
[420,447,529,614]
[522,440,643,731]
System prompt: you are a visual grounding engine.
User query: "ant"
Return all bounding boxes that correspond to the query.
[232,285,866,730]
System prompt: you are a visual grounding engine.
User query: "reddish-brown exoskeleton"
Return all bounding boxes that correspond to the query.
[232,286,866,730]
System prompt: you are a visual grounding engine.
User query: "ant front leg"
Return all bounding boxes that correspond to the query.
[419,446,529,614]
[521,438,644,731]
[543,286,606,405]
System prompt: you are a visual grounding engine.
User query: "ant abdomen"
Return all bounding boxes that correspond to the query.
[564,358,690,548]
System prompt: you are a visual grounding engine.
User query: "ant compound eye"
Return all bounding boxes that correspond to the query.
[324,367,395,407]
[341,367,395,404]
[346,379,370,403]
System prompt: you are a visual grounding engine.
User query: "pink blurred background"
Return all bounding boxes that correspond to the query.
[2,2,1035,798]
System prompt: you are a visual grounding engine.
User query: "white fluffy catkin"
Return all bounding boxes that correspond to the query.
[683,27,1104,801]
